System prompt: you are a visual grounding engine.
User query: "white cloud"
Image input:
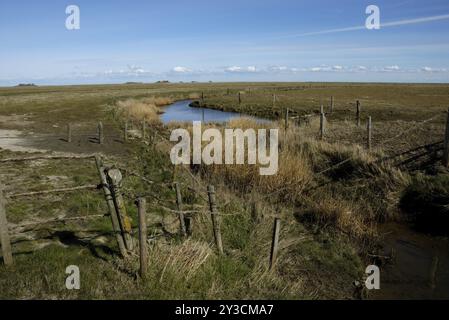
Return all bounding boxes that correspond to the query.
[102,65,151,77]
[173,66,192,73]
[269,66,289,72]
[225,66,242,72]
[225,66,258,73]
[383,65,401,72]
[127,65,145,74]
[420,66,449,73]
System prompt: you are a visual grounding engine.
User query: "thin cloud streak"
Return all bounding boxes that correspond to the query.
[281,13,449,38]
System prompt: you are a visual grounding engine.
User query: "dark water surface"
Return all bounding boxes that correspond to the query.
[372,222,449,299]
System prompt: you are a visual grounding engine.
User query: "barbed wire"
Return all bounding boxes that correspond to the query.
[6,184,98,198]
[10,213,108,231]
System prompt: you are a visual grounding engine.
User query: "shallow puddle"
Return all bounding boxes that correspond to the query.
[372,222,449,299]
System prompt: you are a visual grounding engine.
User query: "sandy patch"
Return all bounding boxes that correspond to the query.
[0,129,47,153]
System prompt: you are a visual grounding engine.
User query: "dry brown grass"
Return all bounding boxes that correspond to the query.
[300,195,371,238]
[114,96,173,124]
[160,111,410,243]
[188,92,201,100]
[149,239,213,282]
[173,117,410,240]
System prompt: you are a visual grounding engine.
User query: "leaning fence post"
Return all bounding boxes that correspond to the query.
[320,112,326,140]
[98,121,104,144]
[94,155,127,257]
[356,100,361,127]
[0,186,13,266]
[207,185,224,255]
[106,168,134,251]
[367,116,372,151]
[174,182,187,237]
[137,197,148,278]
[443,108,449,167]
[269,218,281,270]
[67,123,72,143]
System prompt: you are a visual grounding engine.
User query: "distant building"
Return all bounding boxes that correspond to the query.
[17,83,37,87]
[124,82,143,85]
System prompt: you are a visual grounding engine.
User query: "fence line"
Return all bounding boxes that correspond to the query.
[1,102,448,271]
[11,214,108,230]
[0,154,96,163]
[6,184,98,198]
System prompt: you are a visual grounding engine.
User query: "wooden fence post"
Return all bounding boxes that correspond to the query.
[207,185,224,255]
[330,96,334,113]
[142,120,146,140]
[174,182,187,237]
[238,92,241,105]
[320,104,324,114]
[320,112,326,140]
[94,155,127,257]
[137,197,148,278]
[98,121,104,144]
[106,168,134,251]
[185,216,192,236]
[269,218,281,270]
[443,108,449,167]
[67,123,72,143]
[0,186,13,266]
[124,121,128,143]
[356,100,361,127]
[367,116,372,151]
[201,92,204,104]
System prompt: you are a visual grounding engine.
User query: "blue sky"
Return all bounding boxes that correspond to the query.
[1,0,449,85]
